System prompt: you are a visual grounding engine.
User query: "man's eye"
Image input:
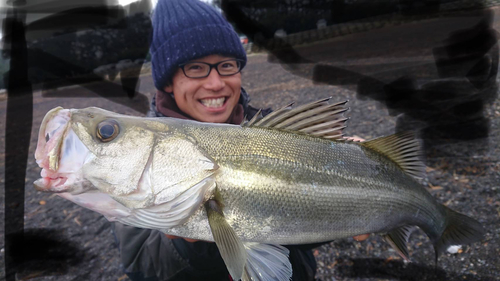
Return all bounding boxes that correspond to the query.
[221,63,235,69]
[188,65,203,70]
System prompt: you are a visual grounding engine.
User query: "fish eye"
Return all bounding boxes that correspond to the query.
[97,120,120,142]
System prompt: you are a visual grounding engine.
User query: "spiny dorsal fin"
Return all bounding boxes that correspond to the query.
[361,132,425,180]
[243,109,263,126]
[243,98,349,140]
[245,102,295,127]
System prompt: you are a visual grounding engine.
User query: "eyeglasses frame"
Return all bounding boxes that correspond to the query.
[178,59,245,79]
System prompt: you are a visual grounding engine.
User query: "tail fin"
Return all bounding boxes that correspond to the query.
[434,207,485,264]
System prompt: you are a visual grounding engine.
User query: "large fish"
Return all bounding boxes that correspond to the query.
[34,99,484,281]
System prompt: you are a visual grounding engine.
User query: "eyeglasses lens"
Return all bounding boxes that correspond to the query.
[183,60,241,78]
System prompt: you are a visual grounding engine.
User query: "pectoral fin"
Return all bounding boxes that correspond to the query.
[205,198,247,281]
[205,194,293,281]
[384,226,413,261]
[242,243,292,281]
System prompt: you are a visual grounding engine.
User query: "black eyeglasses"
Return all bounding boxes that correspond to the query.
[179,59,244,78]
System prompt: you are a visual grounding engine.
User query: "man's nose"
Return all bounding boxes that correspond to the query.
[203,68,225,91]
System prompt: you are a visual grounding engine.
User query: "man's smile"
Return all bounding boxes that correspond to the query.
[199,97,227,108]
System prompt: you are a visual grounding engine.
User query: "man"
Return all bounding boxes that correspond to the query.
[113,0,367,280]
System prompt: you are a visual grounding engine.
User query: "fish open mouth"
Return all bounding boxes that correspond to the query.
[34,107,90,193]
[33,168,69,193]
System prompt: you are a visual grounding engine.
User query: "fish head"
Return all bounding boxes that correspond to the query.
[34,107,217,226]
[34,107,157,200]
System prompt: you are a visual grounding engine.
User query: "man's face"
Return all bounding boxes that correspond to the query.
[164,54,242,123]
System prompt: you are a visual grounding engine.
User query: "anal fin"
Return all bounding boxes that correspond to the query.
[384,226,413,261]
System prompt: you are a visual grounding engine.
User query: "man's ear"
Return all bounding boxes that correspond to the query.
[164,84,173,93]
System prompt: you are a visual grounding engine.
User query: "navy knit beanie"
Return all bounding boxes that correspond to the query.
[151,0,247,90]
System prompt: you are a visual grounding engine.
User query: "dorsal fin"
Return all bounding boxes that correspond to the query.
[243,98,349,140]
[361,132,425,180]
[242,109,263,126]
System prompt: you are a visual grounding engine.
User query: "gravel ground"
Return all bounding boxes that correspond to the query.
[242,53,500,281]
[2,8,500,281]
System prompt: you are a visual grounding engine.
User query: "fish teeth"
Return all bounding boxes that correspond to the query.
[200,97,225,108]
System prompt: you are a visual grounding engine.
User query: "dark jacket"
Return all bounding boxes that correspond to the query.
[112,89,317,281]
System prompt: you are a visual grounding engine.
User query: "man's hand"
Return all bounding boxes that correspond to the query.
[165,234,203,243]
[343,135,365,142]
[353,234,370,241]
[165,234,215,243]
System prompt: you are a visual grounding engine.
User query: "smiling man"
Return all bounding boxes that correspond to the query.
[164,55,244,123]
[144,0,260,127]
[112,1,288,280]
[112,0,366,280]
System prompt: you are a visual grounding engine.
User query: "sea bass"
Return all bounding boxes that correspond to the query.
[34,99,484,281]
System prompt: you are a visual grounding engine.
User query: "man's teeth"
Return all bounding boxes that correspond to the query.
[200,97,225,108]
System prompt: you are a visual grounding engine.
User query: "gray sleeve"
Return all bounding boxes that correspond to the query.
[111,222,229,281]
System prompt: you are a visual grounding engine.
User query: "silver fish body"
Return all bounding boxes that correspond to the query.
[34,100,484,281]
[166,124,444,244]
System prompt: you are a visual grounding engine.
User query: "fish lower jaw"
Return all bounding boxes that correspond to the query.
[34,176,69,192]
[34,169,85,193]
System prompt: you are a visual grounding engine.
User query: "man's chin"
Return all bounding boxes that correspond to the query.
[198,112,231,123]
[194,106,233,123]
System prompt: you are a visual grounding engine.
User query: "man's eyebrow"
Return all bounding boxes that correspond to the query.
[186,59,236,64]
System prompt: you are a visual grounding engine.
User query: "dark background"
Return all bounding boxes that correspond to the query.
[1,0,499,280]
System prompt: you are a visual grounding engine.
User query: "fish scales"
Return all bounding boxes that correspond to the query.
[162,124,446,244]
[34,103,485,281]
